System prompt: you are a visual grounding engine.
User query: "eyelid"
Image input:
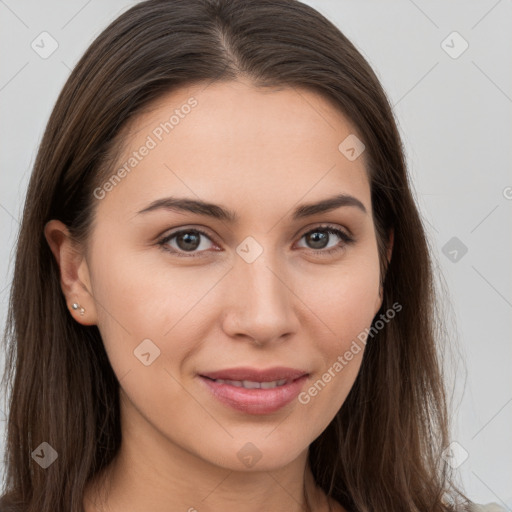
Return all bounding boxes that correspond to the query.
[297,222,354,241]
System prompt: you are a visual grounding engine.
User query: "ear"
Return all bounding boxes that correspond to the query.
[375,227,395,314]
[44,220,98,326]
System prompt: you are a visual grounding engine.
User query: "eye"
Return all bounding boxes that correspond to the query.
[157,224,355,258]
[296,224,355,256]
[158,228,219,258]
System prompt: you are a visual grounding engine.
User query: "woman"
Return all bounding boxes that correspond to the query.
[0,0,496,510]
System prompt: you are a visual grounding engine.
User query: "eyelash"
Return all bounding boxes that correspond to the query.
[157,224,355,259]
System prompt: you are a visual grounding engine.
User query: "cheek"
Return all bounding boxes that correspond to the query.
[86,246,205,432]
[306,253,381,345]
[89,237,200,332]
[87,238,226,381]
[296,255,380,418]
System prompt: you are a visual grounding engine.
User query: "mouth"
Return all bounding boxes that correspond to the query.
[198,367,309,415]
[202,377,290,389]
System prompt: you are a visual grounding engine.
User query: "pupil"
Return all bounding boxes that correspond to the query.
[307,231,328,249]
[177,232,200,251]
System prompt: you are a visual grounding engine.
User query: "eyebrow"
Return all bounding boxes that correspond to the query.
[136,193,367,222]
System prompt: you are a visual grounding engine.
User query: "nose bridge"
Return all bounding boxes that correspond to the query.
[224,242,297,343]
[242,253,287,310]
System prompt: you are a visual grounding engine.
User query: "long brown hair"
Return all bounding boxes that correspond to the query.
[1,0,471,510]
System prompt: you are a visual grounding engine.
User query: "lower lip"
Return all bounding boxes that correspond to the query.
[198,375,309,415]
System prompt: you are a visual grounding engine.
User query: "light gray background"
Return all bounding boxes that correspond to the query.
[1,0,511,507]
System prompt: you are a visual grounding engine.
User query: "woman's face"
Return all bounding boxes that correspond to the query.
[74,79,385,471]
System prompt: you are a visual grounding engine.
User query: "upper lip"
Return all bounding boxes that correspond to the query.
[199,366,309,383]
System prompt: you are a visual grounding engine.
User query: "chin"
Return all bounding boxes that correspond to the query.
[197,433,311,473]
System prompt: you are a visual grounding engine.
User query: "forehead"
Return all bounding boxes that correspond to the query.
[96,80,371,220]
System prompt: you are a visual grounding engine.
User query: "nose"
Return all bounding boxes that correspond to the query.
[221,250,300,347]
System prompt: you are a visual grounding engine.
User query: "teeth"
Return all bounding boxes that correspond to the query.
[242,380,261,389]
[213,378,288,389]
[261,379,287,388]
[226,379,243,387]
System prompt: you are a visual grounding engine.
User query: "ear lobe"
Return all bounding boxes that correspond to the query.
[44,219,97,325]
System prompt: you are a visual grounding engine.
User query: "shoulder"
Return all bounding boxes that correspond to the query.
[466,503,508,512]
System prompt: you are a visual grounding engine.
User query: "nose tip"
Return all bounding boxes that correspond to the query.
[221,254,299,346]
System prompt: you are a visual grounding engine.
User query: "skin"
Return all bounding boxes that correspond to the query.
[45,78,393,512]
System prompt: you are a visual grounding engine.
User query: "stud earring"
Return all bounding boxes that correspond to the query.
[71,302,85,316]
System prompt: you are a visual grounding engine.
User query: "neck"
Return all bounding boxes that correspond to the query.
[83,401,330,512]
[84,450,327,512]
